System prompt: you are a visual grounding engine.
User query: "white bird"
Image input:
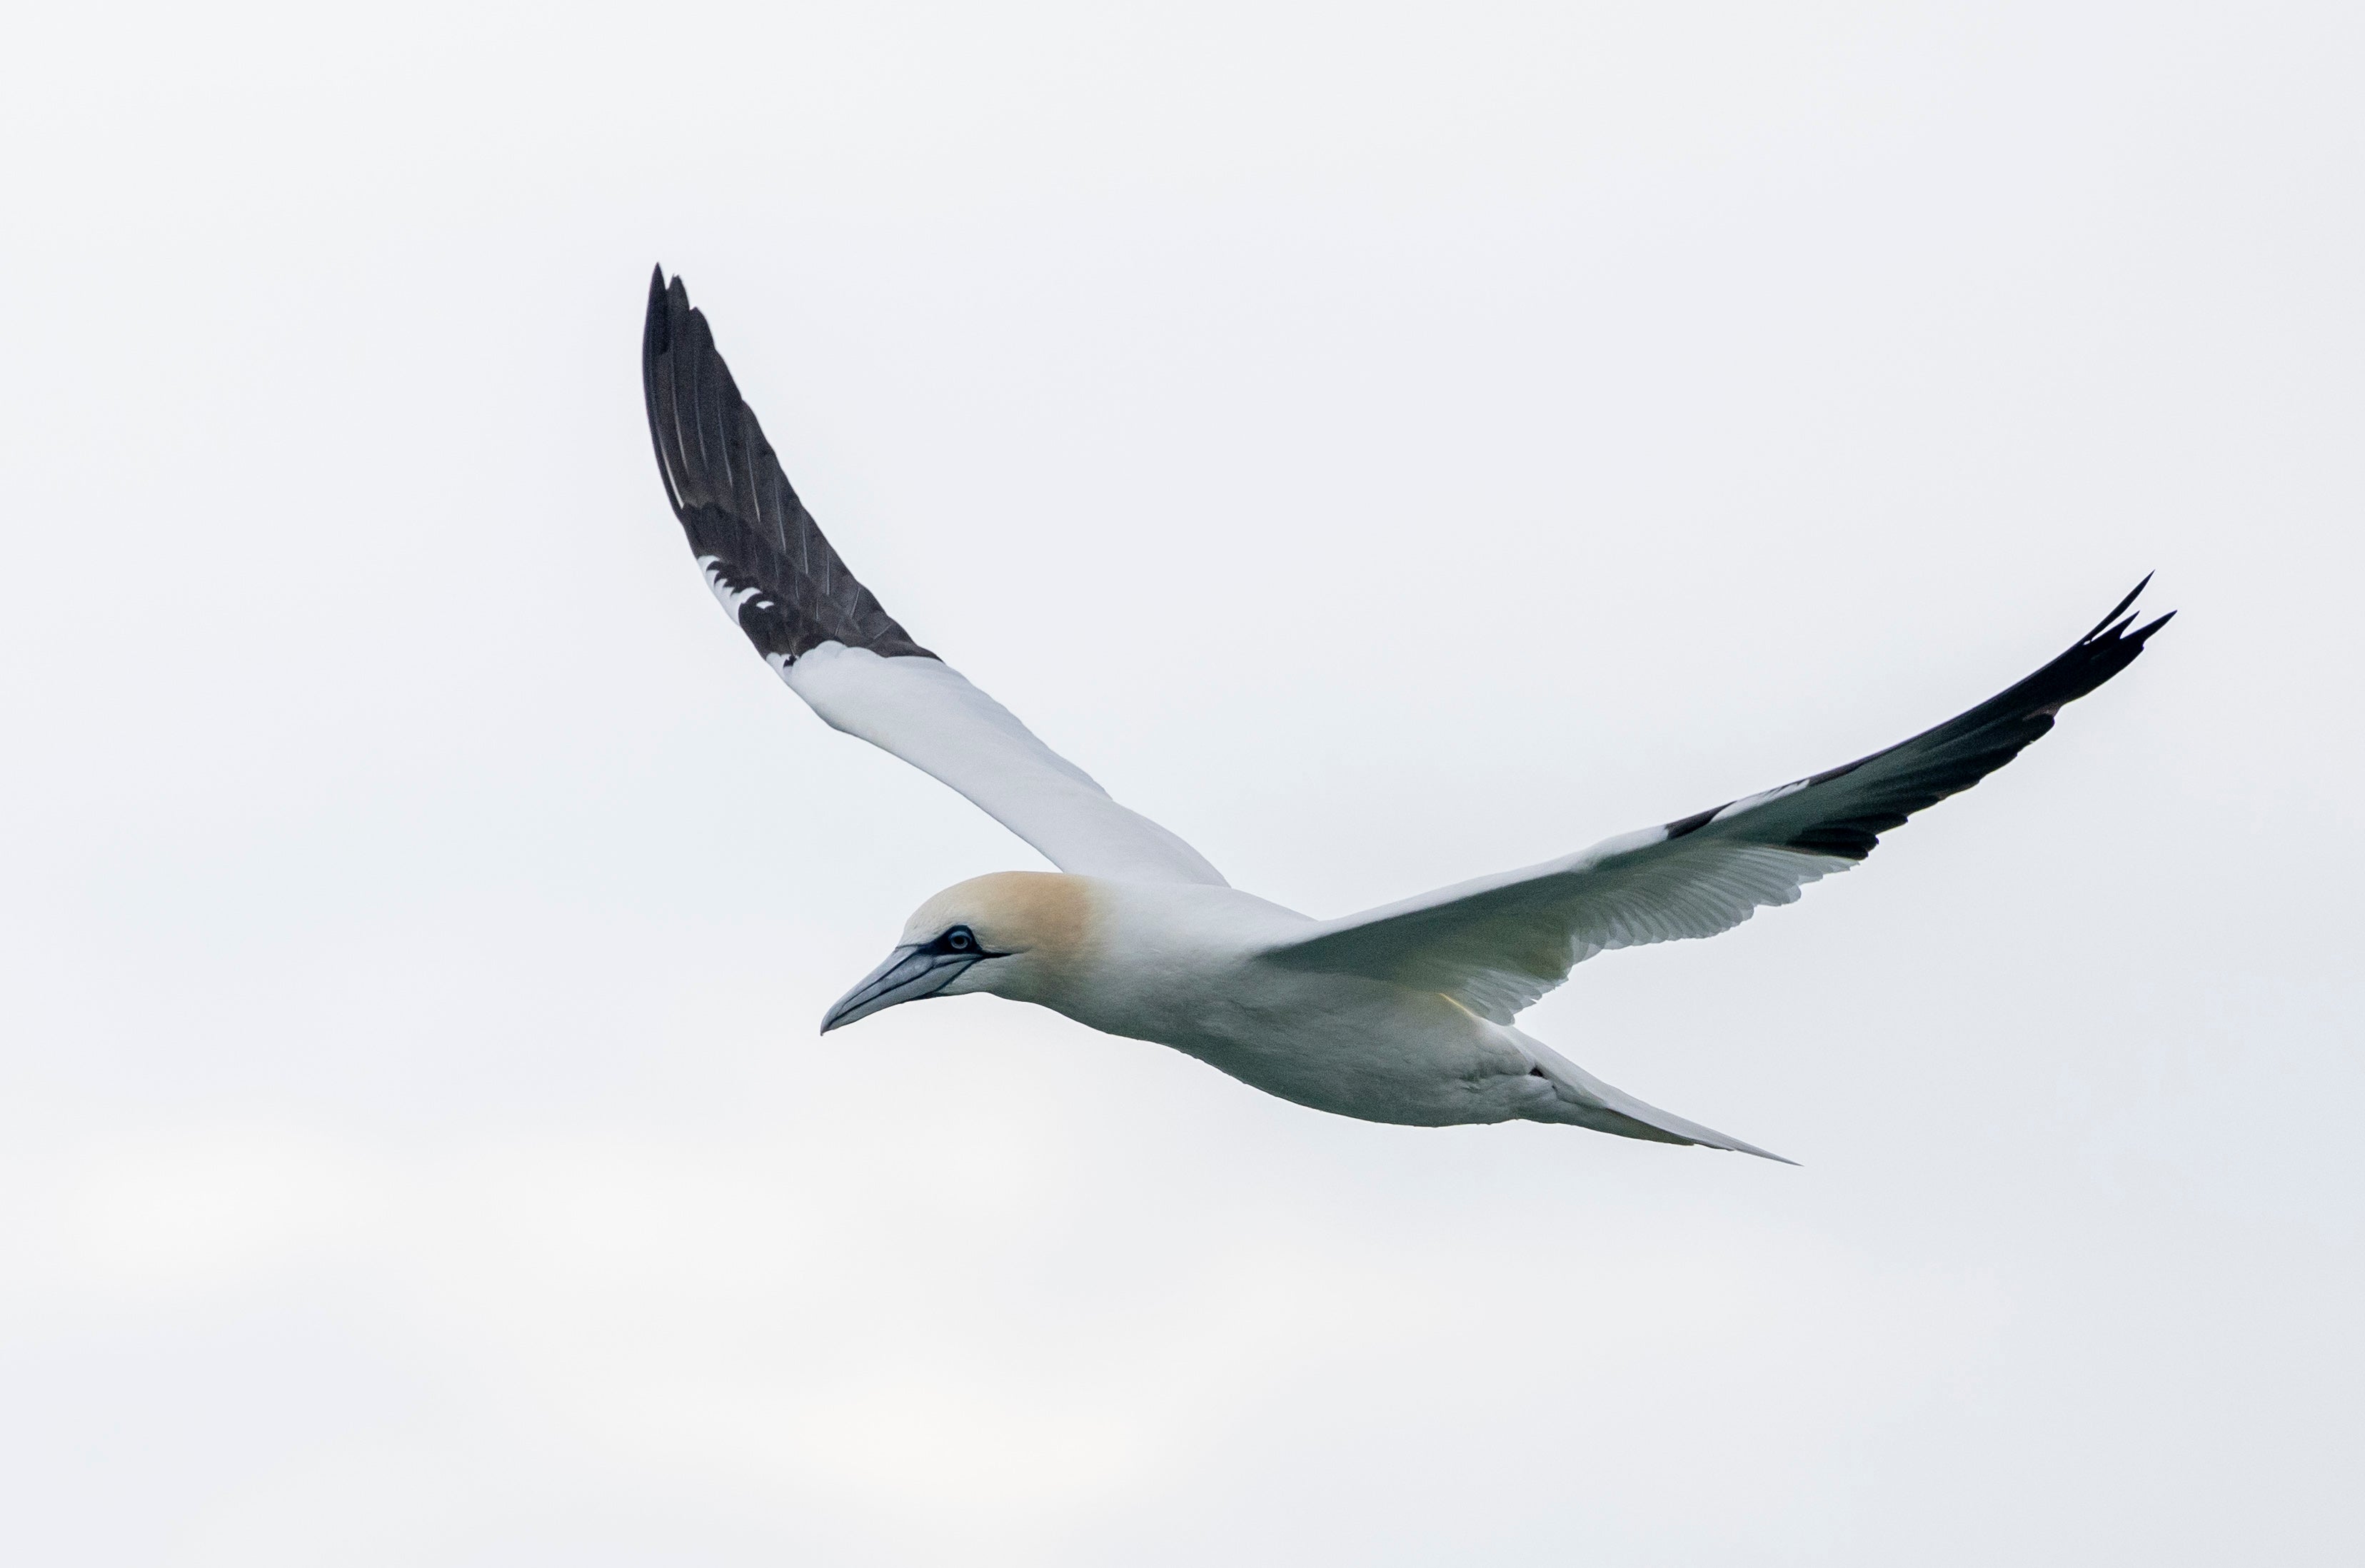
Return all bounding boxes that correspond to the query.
[641,267,2171,1161]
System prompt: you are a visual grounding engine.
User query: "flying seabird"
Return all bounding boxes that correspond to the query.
[640,266,2171,1160]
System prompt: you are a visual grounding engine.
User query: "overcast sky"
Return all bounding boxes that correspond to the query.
[3,1,2359,1562]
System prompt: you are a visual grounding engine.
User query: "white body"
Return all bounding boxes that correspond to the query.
[997,879,1523,1127]
[869,872,1782,1155]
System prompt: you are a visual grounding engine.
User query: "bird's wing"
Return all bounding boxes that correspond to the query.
[1260,583,2171,1021]
[641,267,1225,887]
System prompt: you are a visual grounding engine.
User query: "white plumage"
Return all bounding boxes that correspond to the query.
[782,642,1225,888]
[641,267,2172,1160]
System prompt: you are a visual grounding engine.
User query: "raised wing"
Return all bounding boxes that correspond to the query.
[1262,583,2171,1021]
[642,266,1225,887]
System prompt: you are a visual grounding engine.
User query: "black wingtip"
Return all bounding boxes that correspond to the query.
[644,265,673,356]
[634,267,938,666]
[2083,573,2154,643]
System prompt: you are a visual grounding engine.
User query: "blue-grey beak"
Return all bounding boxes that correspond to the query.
[820,944,980,1034]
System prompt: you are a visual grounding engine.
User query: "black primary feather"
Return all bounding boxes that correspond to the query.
[1662,578,2174,860]
[641,266,933,665]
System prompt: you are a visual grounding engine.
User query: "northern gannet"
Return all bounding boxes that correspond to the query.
[640,267,2171,1160]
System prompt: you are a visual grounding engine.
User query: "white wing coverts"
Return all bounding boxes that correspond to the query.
[1263,583,2172,1022]
[641,267,1225,888]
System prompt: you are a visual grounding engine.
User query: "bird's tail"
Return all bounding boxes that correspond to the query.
[1515,1032,1796,1164]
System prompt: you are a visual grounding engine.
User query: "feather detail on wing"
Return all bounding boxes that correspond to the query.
[1261,582,2172,1021]
[641,266,1225,887]
[643,270,929,664]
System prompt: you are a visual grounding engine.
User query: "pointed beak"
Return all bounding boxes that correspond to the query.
[819,944,979,1034]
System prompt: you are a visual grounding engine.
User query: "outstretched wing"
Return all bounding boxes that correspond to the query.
[642,266,1225,888]
[1262,583,2171,1022]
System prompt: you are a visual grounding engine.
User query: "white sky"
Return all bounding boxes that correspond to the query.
[2,1,2359,1562]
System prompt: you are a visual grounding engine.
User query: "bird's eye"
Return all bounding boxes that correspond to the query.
[946,927,974,951]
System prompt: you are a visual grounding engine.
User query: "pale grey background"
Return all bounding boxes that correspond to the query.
[2,2,2359,1562]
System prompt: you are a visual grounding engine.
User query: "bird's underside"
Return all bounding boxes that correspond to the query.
[639,264,2172,1160]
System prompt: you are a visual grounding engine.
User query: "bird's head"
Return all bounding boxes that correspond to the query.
[820,870,1098,1033]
